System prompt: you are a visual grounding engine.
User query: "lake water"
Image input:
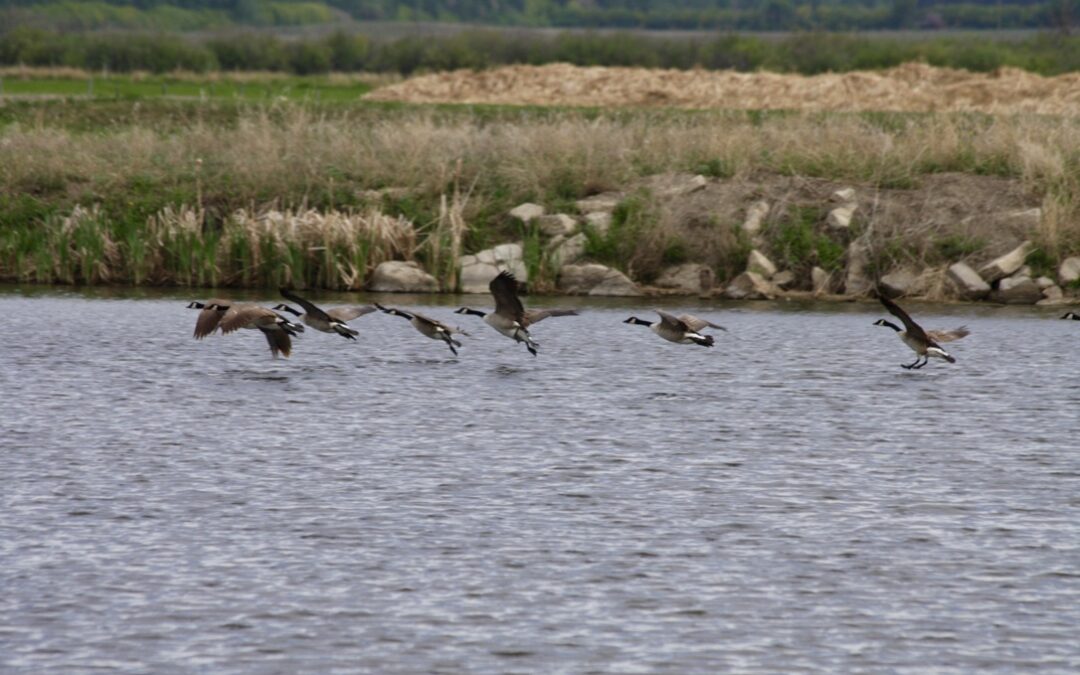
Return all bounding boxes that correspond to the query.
[2,287,1078,673]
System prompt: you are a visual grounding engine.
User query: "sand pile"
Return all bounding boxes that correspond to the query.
[366,62,1080,115]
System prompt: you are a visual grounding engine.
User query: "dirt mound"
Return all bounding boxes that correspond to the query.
[366,62,1080,115]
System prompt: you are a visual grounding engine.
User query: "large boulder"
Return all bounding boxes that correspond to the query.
[947,262,990,300]
[844,238,873,296]
[558,264,642,297]
[369,260,439,293]
[546,233,586,268]
[747,249,777,279]
[535,214,577,237]
[725,271,780,300]
[1059,257,1080,285]
[880,268,919,299]
[811,266,832,295]
[459,243,528,293]
[979,240,1032,283]
[989,275,1042,304]
[655,263,714,294]
[772,269,796,290]
[508,202,545,224]
[575,192,622,214]
[583,212,612,237]
[742,200,770,236]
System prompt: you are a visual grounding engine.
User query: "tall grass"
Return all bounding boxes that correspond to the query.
[2,102,1079,288]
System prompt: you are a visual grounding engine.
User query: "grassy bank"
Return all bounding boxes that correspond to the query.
[1,98,1078,293]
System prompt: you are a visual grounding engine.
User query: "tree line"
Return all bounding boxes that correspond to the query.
[0,0,1078,32]
[2,27,1080,75]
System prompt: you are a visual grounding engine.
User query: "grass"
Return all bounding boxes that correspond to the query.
[1,94,1079,292]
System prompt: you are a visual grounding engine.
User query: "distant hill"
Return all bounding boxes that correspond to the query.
[0,0,1074,32]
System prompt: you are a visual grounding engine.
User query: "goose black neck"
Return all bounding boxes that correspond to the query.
[460,308,486,317]
[879,320,902,332]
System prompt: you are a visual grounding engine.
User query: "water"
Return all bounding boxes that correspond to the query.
[2,287,1078,673]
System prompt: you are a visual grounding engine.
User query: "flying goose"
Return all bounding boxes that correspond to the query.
[374,303,468,355]
[1062,312,1080,320]
[874,296,969,369]
[273,288,375,340]
[623,310,725,347]
[454,271,578,356]
[218,304,305,358]
[187,298,231,339]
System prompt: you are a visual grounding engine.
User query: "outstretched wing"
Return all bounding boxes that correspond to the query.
[193,307,225,339]
[280,288,331,322]
[489,271,526,324]
[412,311,469,336]
[927,326,969,343]
[655,310,690,333]
[260,327,292,358]
[678,314,726,332]
[327,306,377,322]
[523,308,579,326]
[220,305,270,334]
[879,296,928,342]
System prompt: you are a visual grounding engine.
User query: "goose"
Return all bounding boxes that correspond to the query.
[1061,312,1080,320]
[187,298,231,339]
[874,296,969,369]
[623,310,725,347]
[273,288,375,340]
[218,304,305,358]
[374,303,468,355]
[454,271,578,356]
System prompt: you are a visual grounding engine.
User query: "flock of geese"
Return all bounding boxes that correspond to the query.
[188,271,1080,369]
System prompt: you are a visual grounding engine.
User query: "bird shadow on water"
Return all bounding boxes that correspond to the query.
[222,368,290,383]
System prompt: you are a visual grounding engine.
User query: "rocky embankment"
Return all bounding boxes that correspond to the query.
[369,172,1078,305]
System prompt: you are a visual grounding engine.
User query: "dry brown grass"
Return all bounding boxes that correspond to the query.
[367,62,1080,116]
[0,65,394,86]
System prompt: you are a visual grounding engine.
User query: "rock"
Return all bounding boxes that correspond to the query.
[1014,265,1033,279]
[1007,208,1042,229]
[772,269,796,290]
[979,240,1032,283]
[947,262,991,300]
[1036,276,1056,290]
[1059,257,1080,285]
[1042,284,1064,301]
[747,249,777,279]
[655,263,714,294]
[832,187,857,203]
[880,268,919,299]
[641,173,707,198]
[547,233,586,268]
[535,214,577,237]
[369,260,439,293]
[990,275,1042,304]
[459,243,527,293]
[811,266,832,295]
[844,238,873,296]
[827,204,857,230]
[742,200,770,236]
[575,193,621,214]
[583,212,612,237]
[558,263,642,297]
[725,271,780,300]
[508,202,545,223]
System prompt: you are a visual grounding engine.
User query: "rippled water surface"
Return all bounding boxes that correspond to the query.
[2,287,1079,673]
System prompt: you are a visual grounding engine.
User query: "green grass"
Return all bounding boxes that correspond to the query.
[0,75,372,102]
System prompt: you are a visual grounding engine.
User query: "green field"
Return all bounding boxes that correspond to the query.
[0,74,373,102]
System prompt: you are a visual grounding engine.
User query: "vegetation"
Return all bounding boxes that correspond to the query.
[2,0,1078,31]
[1,98,1078,290]
[4,27,1080,76]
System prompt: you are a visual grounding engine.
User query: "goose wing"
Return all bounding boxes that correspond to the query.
[280,288,331,322]
[410,311,469,336]
[260,326,292,357]
[193,301,228,339]
[489,271,526,324]
[220,305,273,334]
[327,306,376,322]
[523,308,579,326]
[655,310,690,332]
[927,326,969,343]
[879,296,929,342]
[677,314,726,332]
